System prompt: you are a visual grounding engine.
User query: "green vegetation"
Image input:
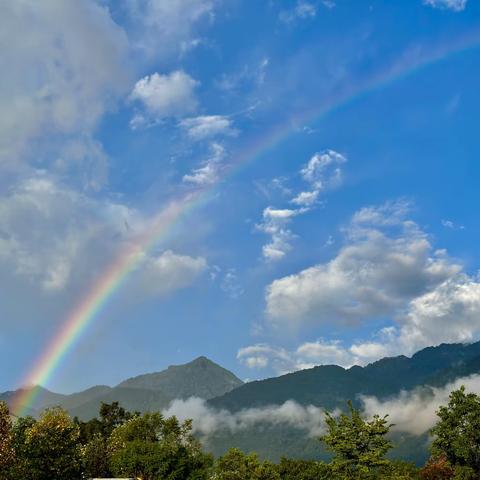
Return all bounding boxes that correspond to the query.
[1,387,480,479]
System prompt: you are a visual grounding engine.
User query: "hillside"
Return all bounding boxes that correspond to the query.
[118,356,243,399]
[4,344,480,464]
[2,356,243,419]
[209,342,480,411]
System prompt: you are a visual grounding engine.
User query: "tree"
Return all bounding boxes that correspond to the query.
[75,401,137,478]
[215,448,280,480]
[0,402,15,480]
[22,407,82,480]
[319,401,393,479]
[9,415,36,480]
[81,433,112,479]
[108,412,212,480]
[277,457,331,480]
[431,386,480,472]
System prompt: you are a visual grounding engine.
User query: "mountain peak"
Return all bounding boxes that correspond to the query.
[118,356,243,400]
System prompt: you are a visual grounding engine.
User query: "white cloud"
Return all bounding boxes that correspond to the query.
[130,71,199,126]
[256,201,480,369]
[220,269,244,299]
[301,150,347,191]
[238,339,359,375]
[179,115,236,140]
[164,377,480,439]
[216,58,270,92]
[0,0,129,174]
[0,175,206,298]
[256,149,346,261]
[441,219,465,230]
[123,0,216,59]
[237,344,294,373]
[131,250,207,298]
[266,201,460,327]
[297,340,357,366]
[291,190,319,207]
[361,374,480,436]
[256,207,308,261]
[183,142,225,186]
[423,0,468,11]
[279,1,317,23]
[164,397,329,438]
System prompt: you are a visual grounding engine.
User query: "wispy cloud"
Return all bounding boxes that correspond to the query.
[257,150,347,261]
[183,142,226,186]
[423,0,468,12]
[179,115,237,140]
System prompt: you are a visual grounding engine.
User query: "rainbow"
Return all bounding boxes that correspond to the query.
[13,30,480,416]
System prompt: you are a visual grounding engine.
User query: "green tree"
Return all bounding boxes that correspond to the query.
[0,402,15,480]
[9,416,36,480]
[277,457,331,480]
[430,386,480,473]
[108,412,212,480]
[75,401,137,478]
[23,407,82,480]
[81,433,111,479]
[319,401,393,479]
[215,448,280,480]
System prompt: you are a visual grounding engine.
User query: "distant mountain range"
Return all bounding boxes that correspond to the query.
[3,342,480,464]
[1,356,243,419]
[209,341,480,411]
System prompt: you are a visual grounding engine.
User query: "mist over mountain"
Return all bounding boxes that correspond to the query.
[3,343,480,464]
[209,341,480,411]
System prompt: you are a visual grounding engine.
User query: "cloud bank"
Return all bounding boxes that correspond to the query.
[164,397,329,438]
[361,374,480,436]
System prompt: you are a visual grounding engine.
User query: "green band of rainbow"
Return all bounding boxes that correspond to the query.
[13,30,480,416]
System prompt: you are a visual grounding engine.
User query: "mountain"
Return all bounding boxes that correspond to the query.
[209,342,480,412]
[0,385,67,416]
[2,356,243,420]
[118,356,244,400]
[68,386,174,420]
[204,342,480,464]
[3,345,480,464]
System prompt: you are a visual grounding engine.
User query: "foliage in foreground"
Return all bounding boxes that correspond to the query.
[1,386,480,479]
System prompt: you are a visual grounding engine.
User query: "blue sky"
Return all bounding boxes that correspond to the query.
[1,0,480,393]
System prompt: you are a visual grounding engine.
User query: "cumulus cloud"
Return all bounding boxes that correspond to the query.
[361,374,480,436]
[164,397,329,438]
[0,175,206,298]
[179,115,236,140]
[237,344,293,372]
[266,201,461,327]
[291,150,347,207]
[183,142,225,186]
[131,250,207,298]
[423,0,468,11]
[237,339,358,374]
[0,0,129,174]
[300,150,346,190]
[123,0,216,59]
[130,71,199,127]
[252,201,480,371]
